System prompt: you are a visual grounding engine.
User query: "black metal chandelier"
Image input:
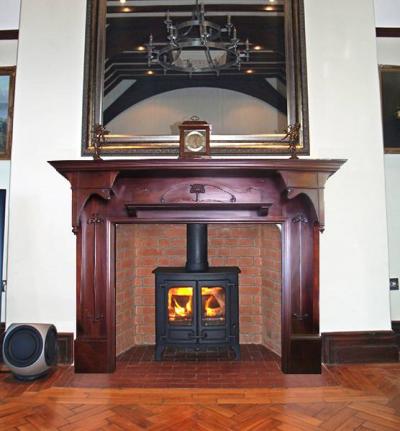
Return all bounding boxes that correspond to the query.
[146,1,250,76]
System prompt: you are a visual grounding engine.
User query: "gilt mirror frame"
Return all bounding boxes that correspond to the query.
[82,0,309,156]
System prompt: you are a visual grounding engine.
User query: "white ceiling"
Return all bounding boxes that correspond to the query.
[374,0,400,27]
[1,1,399,32]
[0,0,20,30]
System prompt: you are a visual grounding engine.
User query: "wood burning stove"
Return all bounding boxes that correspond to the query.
[154,224,240,360]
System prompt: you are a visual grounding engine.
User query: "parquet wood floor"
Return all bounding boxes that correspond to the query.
[0,346,399,430]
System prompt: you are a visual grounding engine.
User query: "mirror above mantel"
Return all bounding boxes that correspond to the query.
[82,0,309,156]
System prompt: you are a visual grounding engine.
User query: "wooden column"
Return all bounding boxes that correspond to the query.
[75,200,116,372]
[63,169,118,373]
[282,195,321,373]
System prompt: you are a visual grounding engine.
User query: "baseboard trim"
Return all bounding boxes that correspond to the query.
[57,332,74,364]
[322,331,398,364]
[0,30,19,40]
[392,321,400,331]
[392,321,400,348]
[376,27,400,38]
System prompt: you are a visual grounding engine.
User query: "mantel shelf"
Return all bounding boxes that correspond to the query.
[49,158,346,178]
[125,203,273,218]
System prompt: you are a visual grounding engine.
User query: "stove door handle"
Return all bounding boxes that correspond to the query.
[188,331,207,340]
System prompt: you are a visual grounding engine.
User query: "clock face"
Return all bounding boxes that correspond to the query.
[184,130,206,153]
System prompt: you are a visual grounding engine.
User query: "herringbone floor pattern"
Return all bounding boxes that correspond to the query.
[0,363,400,430]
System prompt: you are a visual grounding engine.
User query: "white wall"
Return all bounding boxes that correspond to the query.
[5,0,393,334]
[305,0,391,331]
[6,0,86,332]
[0,40,18,65]
[0,26,18,322]
[107,88,287,135]
[0,161,10,322]
[377,38,400,64]
[376,36,400,320]
[385,156,400,319]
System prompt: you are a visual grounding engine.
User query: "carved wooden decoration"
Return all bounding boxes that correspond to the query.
[50,158,345,374]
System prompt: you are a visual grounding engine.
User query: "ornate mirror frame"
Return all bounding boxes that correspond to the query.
[82,0,309,157]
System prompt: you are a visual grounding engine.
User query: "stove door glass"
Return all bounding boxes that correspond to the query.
[168,287,193,325]
[201,286,226,326]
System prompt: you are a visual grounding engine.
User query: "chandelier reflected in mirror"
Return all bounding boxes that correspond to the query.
[146,0,250,76]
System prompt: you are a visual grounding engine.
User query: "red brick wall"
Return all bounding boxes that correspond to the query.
[115,224,136,355]
[209,225,263,344]
[115,224,282,356]
[261,225,282,354]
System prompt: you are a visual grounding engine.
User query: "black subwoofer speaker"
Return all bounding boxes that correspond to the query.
[2,323,58,380]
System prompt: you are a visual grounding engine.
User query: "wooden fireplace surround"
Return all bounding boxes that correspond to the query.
[50,158,345,374]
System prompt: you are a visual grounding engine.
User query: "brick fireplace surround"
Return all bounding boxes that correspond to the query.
[116,224,282,356]
[50,158,345,374]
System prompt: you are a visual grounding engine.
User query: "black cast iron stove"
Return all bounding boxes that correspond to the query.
[154,224,240,360]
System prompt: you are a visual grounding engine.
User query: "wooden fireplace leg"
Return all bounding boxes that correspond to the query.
[232,344,240,360]
[155,345,165,361]
[74,203,116,373]
[282,201,322,374]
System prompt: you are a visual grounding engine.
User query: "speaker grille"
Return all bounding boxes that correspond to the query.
[4,325,43,367]
[45,326,58,366]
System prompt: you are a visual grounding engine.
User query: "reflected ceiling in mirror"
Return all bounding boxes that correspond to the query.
[82,0,309,156]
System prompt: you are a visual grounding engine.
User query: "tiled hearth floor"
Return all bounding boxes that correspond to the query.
[13,344,335,389]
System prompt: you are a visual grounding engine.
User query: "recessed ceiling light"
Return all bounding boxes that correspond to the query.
[137,46,145,51]
[265,6,274,11]
[146,70,155,75]
[253,45,262,51]
[245,69,254,74]
[120,0,127,3]
[122,7,131,12]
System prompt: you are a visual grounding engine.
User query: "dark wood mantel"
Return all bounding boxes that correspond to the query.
[50,158,345,374]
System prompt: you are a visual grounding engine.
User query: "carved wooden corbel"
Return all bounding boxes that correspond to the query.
[279,170,331,232]
[63,171,119,234]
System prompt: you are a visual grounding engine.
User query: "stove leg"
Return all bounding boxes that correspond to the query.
[155,345,165,361]
[232,345,240,360]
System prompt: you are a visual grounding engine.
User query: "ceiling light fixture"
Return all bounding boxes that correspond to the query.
[253,45,262,51]
[146,0,250,76]
[245,69,254,74]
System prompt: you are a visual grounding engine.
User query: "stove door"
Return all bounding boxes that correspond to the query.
[165,281,197,343]
[198,281,229,343]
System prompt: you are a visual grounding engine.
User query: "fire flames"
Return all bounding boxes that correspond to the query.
[168,287,193,321]
[202,287,225,319]
[168,286,226,323]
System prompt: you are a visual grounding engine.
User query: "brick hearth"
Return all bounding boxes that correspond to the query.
[116,224,282,357]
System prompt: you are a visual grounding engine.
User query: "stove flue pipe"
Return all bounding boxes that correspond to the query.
[185,223,209,272]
